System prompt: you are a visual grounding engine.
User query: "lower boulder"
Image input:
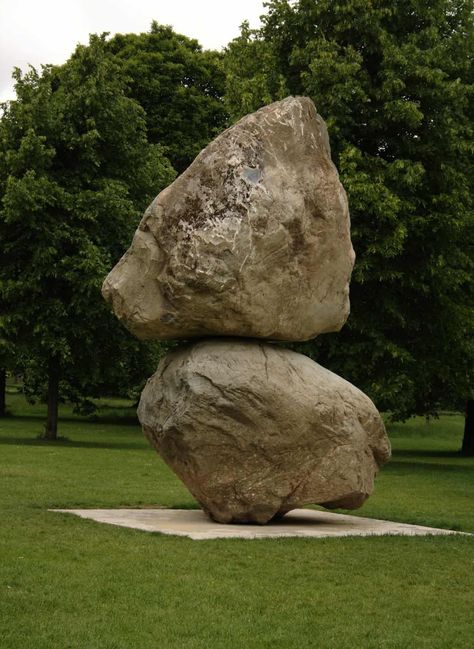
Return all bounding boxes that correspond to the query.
[138,339,390,524]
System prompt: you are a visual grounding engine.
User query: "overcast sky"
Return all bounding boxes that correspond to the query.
[0,0,266,102]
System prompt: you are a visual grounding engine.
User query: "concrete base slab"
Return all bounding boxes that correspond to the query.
[50,508,467,540]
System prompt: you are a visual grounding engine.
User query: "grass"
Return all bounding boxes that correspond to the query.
[1,391,473,648]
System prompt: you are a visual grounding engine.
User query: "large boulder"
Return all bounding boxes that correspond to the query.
[102,96,354,342]
[138,340,391,524]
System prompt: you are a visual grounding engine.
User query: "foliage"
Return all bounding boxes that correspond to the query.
[107,22,228,173]
[0,35,176,421]
[224,0,474,418]
[223,21,289,117]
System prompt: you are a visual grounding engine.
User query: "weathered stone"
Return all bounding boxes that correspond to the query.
[102,96,355,342]
[138,340,391,524]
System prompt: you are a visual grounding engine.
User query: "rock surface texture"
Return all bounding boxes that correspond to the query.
[103,97,390,523]
[102,96,355,341]
[138,340,390,524]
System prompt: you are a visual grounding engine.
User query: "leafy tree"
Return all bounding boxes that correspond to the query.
[107,22,228,173]
[223,20,288,117]
[0,334,17,417]
[224,0,474,430]
[0,35,175,438]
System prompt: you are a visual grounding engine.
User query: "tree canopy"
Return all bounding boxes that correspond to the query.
[1,5,473,436]
[0,35,175,436]
[107,22,228,173]
[225,0,474,420]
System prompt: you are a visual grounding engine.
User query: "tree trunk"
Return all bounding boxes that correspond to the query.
[0,368,6,417]
[461,399,474,456]
[44,359,59,440]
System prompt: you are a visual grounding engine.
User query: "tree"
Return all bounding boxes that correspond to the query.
[0,332,17,418]
[0,35,175,438]
[224,0,474,427]
[107,22,228,173]
[223,20,288,118]
[462,397,474,455]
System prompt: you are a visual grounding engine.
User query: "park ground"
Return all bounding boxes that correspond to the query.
[1,389,473,649]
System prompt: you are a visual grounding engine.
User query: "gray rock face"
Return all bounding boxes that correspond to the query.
[138,340,391,524]
[102,96,355,342]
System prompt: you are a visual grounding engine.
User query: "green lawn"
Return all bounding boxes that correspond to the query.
[1,392,473,649]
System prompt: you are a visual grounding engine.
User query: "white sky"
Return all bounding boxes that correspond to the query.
[0,0,266,102]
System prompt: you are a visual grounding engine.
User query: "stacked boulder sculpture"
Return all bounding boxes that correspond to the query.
[102,96,391,524]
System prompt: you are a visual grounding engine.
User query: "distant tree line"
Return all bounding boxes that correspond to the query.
[0,1,472,452]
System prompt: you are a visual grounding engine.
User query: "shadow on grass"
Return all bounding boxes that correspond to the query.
[392,449,463,459]
[5,413,139,426]
[386,460,473,474]
[0,435,147,451]
[87,415,138,426]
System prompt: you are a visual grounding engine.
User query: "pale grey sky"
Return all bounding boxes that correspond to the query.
[0,0,266,102]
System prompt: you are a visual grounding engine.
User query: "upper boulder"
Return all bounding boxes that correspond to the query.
[102,96,355,341]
